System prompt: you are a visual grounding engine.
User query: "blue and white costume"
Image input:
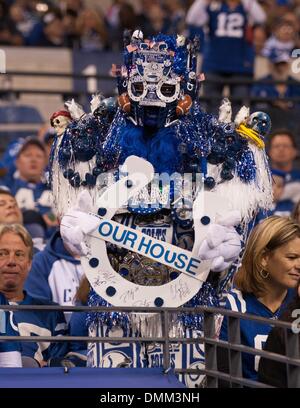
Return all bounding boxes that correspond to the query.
[50,31,273,386]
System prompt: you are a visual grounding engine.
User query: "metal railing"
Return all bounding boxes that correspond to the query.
[1,70,300,101]
[0,304,299,388]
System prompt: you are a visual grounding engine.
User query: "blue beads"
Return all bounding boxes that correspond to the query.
[221,168,233,181]
[96,157,103,167]
[207,152,224,165]
[63,169,74,179]
[224,157,235,170]
[201,216,211,225]
[98,208,107,216]
[204,176,215,189]
[69,172,81,188]
[89,258,99,268]
[92,167,102,177]
[61,147,71,160]
[154,297,164,307]
[106,286,116,297]
[85,173,96,186]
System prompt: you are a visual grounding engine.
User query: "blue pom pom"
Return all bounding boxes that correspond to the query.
[237,149,256,182]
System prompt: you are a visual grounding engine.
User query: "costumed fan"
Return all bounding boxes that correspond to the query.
[49,31,272,386]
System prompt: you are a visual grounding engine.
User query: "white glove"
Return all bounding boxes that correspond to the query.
[90,93,103,115]
[218,98,232,123]
[65,98,86,120]
[198,210,242,272]
[60,191,100,256]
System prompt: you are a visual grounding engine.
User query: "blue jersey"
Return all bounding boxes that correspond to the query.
[0,293,20,354]
[0,174,53,216]
[25,232,83,309]
[220,288,294,381]
[11,292,69,363]
[202,2,254,74]
[285,169,300,184]
[254,199,295,225]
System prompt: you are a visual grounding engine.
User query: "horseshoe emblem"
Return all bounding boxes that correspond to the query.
[82,156,231,308]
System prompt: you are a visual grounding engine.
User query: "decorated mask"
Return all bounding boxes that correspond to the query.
[116,31,201,128]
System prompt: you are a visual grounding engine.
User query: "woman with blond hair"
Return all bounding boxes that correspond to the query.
[217,216,300,383]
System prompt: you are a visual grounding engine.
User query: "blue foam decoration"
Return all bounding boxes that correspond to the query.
[106,286,117,297]
[154,297,164,307]
[89,258,99,268]
[201,216,211,225]
[98,208,107,216]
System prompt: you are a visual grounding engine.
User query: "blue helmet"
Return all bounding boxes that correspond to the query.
[246,112,272,137]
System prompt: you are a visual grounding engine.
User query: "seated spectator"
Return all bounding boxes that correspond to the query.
[0,0,24,46]
[9,2,37,40]
[262,18,297,61]
[0,224,69,367]
[24,229,84,320]
[251,53,300,112]
[258,282,300,387]
[0,292,22,367]
[26,10,66,47]
[0,137,58,237]
[0,188,45,251]
[217,216,300,383]
[255,169,294,223]
[268,129,300,183]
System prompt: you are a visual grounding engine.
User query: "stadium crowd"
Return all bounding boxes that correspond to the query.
[0,0,300,388]
[0,0,298,53]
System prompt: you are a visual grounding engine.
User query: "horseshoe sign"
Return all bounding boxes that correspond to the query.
[81,156,231,308]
